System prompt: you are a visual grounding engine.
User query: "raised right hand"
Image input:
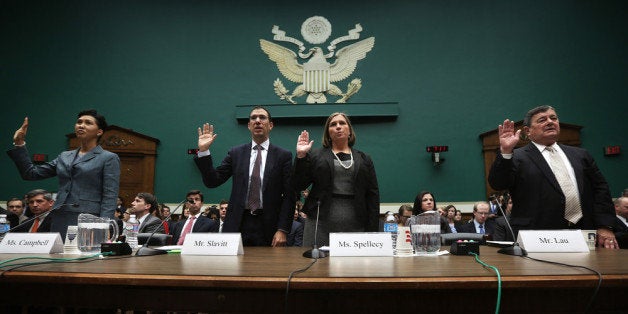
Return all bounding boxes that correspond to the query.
[498,119,521,154]
[197,123,217,152]
[13,117,29,145]
[296,130,313,158]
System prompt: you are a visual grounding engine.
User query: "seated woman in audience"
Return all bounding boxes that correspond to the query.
[412,191,451,234]
[444,205,459,233]
[454,209,463,223]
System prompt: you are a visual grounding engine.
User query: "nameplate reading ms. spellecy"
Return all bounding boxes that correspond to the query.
[329,232,393,257]
[181,233,244,256]
[0,233,64,254]
[517,229,590,253]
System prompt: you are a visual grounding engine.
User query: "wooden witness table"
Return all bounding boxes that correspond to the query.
[0,246,626,313]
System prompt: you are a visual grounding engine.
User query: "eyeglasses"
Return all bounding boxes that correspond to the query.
[476,212,490,216]
[8,205,23,208]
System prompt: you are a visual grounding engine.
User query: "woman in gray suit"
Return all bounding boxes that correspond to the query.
[8,109,120,240]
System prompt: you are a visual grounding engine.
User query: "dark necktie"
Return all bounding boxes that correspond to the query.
[247,145,263,211]
[479,224,485,234]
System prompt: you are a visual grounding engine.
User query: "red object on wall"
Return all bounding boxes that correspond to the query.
[604,145,621,156]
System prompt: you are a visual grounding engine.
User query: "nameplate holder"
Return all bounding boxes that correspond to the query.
[329,232,393,257]
[0,233,64,254]
[181,233,243,255]
[517,229,589,253]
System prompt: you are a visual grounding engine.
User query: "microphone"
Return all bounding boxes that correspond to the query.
[496,203,527,256]
[303,200,327,259]
[7,203,79,233]
[135,198,191,256]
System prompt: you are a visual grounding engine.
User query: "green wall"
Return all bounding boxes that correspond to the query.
[1,0,626,205]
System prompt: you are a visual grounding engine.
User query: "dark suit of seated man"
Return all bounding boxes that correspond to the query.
[287,217,303,247]
[171,190,219,245]
[12,189,53,233]
[614,197,628,249]
[457,202,495,238]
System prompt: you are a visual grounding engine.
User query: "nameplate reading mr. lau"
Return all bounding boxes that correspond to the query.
[329,232,393,257]
[181,233,243,256]
[517,230,590,253]
[0,233,64,254]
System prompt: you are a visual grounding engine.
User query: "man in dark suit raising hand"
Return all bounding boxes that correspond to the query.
[489,105,618,249]
[194,106,294,247]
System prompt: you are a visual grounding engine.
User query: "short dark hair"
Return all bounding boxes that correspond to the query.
[7,197,25,207]
[250,106,272,122]
[186,189,204,202]
[26,189,53,201]
[523,105,555,127]
[78,109,108,131]
[136,192,158,212]
[219,199,228,206]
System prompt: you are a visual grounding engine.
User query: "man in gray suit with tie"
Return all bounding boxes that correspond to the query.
[194,106,294,247]
[130,192,164,234]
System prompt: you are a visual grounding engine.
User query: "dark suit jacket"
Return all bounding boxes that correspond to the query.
[292,147,380,232]
[488,143,616,235]
[457,219,495,236]
[194,143,294,245]
[171,215,219,245]
[613,216,628,249]
[493,216,514,241]
[0,208,19,229]
[287,220,303,247]
[11,213,52,233]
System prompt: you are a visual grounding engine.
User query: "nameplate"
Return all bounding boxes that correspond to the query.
[329,232,393,257]
[0,233,64,254]
[517,230,589,253]
[181,233,243,255]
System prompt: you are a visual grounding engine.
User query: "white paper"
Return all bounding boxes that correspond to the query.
[517,229,590,253]
[181,233,243,255]
[0,232,64,254]
[329,232,393,256]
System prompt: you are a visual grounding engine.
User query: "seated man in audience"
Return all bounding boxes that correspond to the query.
[287,209,303,247]
[397,204,413,227]
[493,195,514,241]
[487,193,501,220]
[130,192,164,233]
[6,197,27,224]
[171,190,219,245]
[613,196,628,249]
[13,189,54,233]
[457,202,495,238]
[218,199,228,232]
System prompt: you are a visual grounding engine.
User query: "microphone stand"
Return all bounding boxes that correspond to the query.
[496,204,527,256]
[303,200,327,259]
[136,198,190,256]
[7,203,79,233]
